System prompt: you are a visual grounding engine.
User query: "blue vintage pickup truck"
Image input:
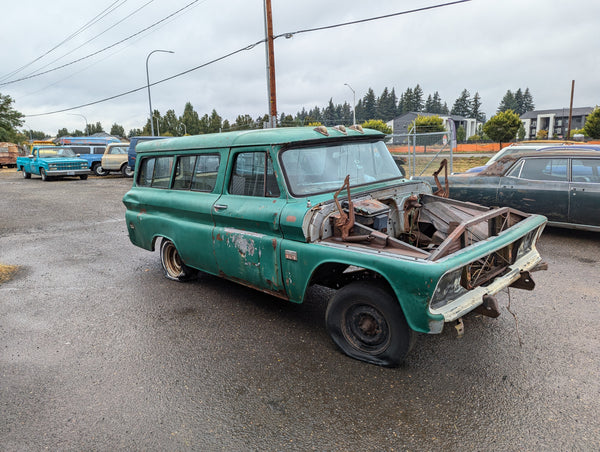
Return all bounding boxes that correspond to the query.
[17,146,90,181]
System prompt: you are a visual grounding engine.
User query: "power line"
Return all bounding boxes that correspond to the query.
[0,0,203,87]
[23,0,473,118]
[23,39,266,117]
[273,0,472,39]
[23,0,155,79]
[0,0,129,83]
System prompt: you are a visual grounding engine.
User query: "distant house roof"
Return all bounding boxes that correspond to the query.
[521,107,593,119]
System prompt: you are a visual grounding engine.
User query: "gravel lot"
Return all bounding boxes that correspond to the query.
[1,168,599,450]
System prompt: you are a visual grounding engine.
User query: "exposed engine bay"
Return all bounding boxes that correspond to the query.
[303,175,538,290]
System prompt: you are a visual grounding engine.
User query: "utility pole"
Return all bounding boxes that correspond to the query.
[566,80,575,139]
[263,0,277,128]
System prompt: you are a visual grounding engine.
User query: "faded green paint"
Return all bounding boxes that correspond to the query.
[123,126,547,336]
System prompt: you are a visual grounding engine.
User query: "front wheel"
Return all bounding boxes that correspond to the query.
[40,168,49,181]
[326,282,415,367]
[121,164,134,178]
[92,163,108,176]
[80,174,88,180]
[159,239,197,281]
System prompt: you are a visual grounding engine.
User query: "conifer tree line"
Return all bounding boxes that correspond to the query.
[5,85,534,140]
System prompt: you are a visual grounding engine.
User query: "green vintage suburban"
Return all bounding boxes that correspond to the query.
[123,126,547,366]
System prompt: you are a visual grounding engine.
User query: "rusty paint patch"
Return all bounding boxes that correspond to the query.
[272,239,277,250]
[286,215,297,223]
[216,233,223,241]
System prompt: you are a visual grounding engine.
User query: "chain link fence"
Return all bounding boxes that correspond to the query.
[388,129,456,178]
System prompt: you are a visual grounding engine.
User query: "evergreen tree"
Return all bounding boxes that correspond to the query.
[413,84,424,112]
[180,102,201,135]
[323,98,337,125]
[498,90,518,113]
[110,123,125,137]
[522,88,535,113]
[514,88,524,115]
[207,109,222,133]
[362,88,377,120]
[234,114,254,130]
[354,99,365,123]
[471,92,486,122]
[424,95,434,113]
[451,89,472,117]
[163,109,180,135]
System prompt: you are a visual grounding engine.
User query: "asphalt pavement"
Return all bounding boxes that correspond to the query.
[1,168,599,450]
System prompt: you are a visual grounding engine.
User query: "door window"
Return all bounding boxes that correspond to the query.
[229,152,279,197]
[516,158,568,181]
[571,158,600,183]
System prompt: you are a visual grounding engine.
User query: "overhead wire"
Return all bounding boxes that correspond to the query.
[0,0,203,87]
[23,0,156,79]
[0,0,129,82]
[23,0,473,118]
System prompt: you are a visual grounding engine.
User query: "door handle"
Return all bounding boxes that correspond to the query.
[214,204,228,210]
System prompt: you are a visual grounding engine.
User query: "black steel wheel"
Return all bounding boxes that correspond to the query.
[80,174,88,180]
[159,239,197,281]
[326,282,415,367]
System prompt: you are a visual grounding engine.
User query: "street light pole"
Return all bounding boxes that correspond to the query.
[344,83,356,125]
[146,49,174,136]
[68,113,88,135]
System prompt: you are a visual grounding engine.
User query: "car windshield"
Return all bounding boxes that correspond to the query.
[280,140,402,196]
[38,147,78,158]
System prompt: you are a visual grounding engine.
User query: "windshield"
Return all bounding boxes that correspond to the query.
[38,147,78,158]
[280,140,402,196]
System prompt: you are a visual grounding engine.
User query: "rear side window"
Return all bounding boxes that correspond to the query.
[173,154,220,192]
[229,152,279,197]
[138,156,173,188]
[513,158,568,181]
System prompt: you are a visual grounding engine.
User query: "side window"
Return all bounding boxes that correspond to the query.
[173,156,196,190]
[506,160,524,178]
[518,158,568,182]
[229,152,280,197]
[572,158,600,183]
[93,147,105,154]
[71,146,89,155]
[191,154,220,192]
[138,157,172,188]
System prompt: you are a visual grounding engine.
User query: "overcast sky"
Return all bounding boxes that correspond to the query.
[2,0,599,136]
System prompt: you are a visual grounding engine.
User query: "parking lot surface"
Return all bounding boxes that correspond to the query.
[1,169,599,450]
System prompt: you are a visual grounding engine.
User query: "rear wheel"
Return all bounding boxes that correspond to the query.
[92,162,107,176]
[121,164,134,177]
[326,282,415,367]
[160,239,197,281]
[22,168,31,179]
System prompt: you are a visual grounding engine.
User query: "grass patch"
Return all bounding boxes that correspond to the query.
[405,156,490,176]
[0,264,19,285]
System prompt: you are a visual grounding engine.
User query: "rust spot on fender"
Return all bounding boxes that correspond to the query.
[216,233,223,241]
[272,239,277,250]
[286,215,297,223]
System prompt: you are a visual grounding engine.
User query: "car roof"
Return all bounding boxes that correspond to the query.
[135,126,384,154]
[480,148,600,176]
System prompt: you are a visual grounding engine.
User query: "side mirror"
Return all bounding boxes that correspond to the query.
[28,154,34,159]
[76,154,81,157]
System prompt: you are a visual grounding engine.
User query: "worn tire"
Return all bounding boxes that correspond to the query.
[121,164,134,177]
[159,239,197,281]
[92,163,108,176]
[326,282,415,367]
[40,168,48,181]
[22,168,31,179]
[80,174,88,180]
